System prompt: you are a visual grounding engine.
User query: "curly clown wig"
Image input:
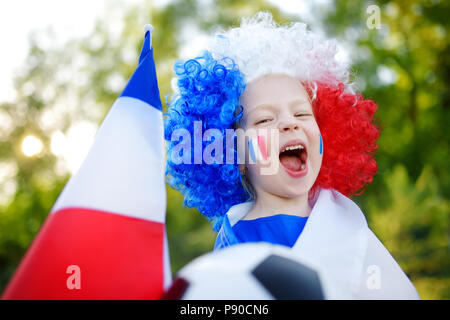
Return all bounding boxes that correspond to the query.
[164,12,379,231]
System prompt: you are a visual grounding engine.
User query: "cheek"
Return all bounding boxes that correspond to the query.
[250,135,269,162]
[312,132,323,158]
[306,125,323,167]
[246,128,277,164]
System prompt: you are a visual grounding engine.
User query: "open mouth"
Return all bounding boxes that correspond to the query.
[279,142,308,177]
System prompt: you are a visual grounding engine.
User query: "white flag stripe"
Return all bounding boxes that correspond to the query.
[163,229,172,290]
[51,96,166,223]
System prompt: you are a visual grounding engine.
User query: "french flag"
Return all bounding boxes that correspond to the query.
[248,136,268,164]
[2,25,171,299]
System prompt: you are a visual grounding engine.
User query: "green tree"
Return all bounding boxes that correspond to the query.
[322,0,450,299]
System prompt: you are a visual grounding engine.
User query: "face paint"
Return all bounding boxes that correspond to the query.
[248,135,268,163]
[257,135,268,161]
[319,133,323,155]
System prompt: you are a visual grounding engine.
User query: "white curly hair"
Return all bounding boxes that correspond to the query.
[205,11,355,97]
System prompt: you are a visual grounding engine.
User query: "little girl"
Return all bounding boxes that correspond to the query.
[164,11,419,299]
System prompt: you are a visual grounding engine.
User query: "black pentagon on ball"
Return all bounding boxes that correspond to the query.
[251,254,325,300]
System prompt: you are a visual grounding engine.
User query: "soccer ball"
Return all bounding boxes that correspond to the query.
[163,242,327,300]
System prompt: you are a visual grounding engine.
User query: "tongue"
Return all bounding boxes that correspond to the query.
[280,154,303,171]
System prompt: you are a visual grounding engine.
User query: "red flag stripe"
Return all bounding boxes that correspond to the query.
[2,208,165,300]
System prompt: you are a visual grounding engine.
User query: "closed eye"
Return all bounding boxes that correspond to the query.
[295,113,313,117]
[255,118,272,125]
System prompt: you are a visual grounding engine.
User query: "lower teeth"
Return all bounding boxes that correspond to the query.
[301,163,305,170]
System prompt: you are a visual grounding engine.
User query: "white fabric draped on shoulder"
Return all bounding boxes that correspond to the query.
[220,188,420,300]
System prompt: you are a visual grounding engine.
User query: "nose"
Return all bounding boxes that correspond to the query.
[278,118,299,132]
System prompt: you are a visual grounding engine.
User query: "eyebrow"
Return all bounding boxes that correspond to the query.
[250,104,276,112]
[245,104,275,120]
[248,98,311,117]
[289,98,310,108]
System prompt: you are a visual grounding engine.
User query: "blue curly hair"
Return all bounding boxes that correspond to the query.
[164,50,251,231]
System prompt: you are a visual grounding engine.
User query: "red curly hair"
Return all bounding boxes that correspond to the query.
[307,82,380,198]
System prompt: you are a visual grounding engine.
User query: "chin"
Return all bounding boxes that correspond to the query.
[270,183,312,199]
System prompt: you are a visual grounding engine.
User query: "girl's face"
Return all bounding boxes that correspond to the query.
[238,73,323,199]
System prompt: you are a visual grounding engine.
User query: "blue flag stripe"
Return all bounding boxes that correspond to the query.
[120,30,162,111]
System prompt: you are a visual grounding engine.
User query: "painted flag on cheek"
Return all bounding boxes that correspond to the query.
[248,135,268,164]
[2,25,171,300]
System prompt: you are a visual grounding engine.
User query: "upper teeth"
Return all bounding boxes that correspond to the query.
[282,145,304,152]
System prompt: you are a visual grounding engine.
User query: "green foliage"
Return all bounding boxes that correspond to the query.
[368,164,449,299]
[324,0,449,299]
[0,0,448,299]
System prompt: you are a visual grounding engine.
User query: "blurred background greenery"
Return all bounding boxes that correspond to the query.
[0,0,448,299]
